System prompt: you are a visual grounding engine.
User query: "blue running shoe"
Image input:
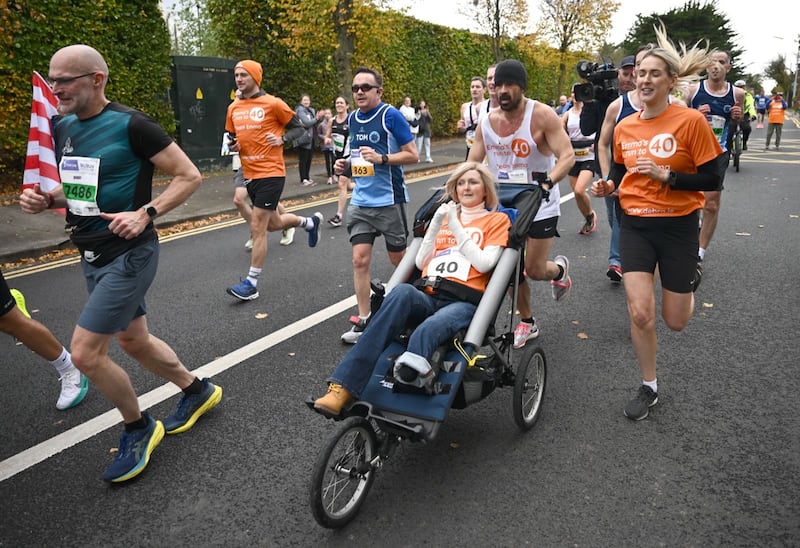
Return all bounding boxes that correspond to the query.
[308,212,323,248]
[164,378,222,435]
[227,278,259,301]
[102,412,164,483]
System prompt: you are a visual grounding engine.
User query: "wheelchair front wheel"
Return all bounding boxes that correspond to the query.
[513,346,546,430]
[309,417,378,528]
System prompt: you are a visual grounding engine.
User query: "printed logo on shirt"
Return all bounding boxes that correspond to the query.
[511,138,531,158]
[249,107,265,122]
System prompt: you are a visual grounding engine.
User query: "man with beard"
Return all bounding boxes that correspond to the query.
[468,59,574,347]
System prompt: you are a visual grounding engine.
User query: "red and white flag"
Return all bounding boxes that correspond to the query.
[22,71,60,192]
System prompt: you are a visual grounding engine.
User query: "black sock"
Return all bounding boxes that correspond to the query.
[183,377,204,395]
[556,265,565,281]
[124,416,148,432]
[521,317,534,324]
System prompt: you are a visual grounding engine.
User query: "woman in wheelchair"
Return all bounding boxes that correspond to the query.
[314,162,512,415]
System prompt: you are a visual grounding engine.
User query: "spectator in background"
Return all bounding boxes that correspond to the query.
[764,92,788,150]
[317,108,335,184]
[416,100,433,163]
[295,94,323,187]
[555,94,571,115]
[399,96,419,139]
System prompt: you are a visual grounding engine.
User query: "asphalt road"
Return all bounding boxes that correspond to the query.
[1,130,798,546]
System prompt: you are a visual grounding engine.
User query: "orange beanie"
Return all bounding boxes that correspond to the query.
[235,60,263,87]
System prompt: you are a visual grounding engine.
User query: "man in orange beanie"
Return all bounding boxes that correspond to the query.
[225,60,323,302]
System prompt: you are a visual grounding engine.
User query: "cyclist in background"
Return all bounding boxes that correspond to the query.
[726,80,755,152]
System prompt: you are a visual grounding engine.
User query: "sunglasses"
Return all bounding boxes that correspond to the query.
[48,72,96,87]
[351,84,379,93]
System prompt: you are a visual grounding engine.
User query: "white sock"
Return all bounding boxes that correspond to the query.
[698,248,706,261]
[643,379,658,394]
[303,216,315,231]
[50,347,74,375]
[247,267,262,286]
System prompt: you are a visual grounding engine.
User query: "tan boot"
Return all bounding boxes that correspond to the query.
[314,383,353,415]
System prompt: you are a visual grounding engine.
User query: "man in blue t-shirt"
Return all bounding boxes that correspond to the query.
[334,66,419,344]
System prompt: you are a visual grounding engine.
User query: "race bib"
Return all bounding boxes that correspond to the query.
[333,133,346,154]
[494,168,528,185]
[59,156,101,216]
[707,114,726,144]
[350,149,375,177]
[466,129,476,148]
[427,249,471,282]
[574,149,589,157]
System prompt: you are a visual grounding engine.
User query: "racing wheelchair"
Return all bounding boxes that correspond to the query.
[306,183,548,529]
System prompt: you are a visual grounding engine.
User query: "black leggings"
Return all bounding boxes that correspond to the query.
[298,147,313,181]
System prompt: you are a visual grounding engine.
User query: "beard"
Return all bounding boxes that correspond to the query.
[499,93,522,111]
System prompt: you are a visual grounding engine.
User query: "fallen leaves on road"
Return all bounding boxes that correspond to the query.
[255,313,269,319]
[702,302,714,308]
[577,332,589,340]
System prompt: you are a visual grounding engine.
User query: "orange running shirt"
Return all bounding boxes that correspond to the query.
[767,99,787,124]
[225,93,296,179]
[613,104,722,217]
[421,212,511,294]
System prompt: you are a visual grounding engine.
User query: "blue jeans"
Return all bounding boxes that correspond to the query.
[605,196,621,268]
[328,283,477,398]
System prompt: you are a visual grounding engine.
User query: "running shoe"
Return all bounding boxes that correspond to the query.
[163,378,223,434]
[244,238,253,251]
[279,227,295,246]
[341,315,368,344]
[10,289,29,318]
[227,278,259,301]
[513,319,540,349]
[579,211,597,235]
[623,385,658,421]
[301,179,316,187]
[308,212,323,248]
[606,264,622,283]
[550,255,572,301]
[56,367,89,410]
[327,214,342,227]
[102,412,164,483]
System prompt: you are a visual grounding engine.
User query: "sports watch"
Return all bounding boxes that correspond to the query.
[381,154,389,165]
[143,204,158,219]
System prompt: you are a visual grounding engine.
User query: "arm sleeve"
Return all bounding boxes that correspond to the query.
[668,158,722,191]
[579,101,601,136]
[415,211,446,270]
[447,208,506,273]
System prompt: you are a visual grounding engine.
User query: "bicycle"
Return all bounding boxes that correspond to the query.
[730,122,743,172]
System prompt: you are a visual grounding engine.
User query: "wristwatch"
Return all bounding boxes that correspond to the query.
[142,204,158,219]
[381,154,389,165]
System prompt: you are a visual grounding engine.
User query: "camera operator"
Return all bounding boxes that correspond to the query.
[577,55,636,282]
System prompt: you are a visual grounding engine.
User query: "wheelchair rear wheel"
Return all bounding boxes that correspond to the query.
[309,417,378,528]
[513,346,546,430]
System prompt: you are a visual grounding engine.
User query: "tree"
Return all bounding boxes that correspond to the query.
[535,0,620,101]
[764,55,795,99]
[0,0,174,189]
[619,1,744,81]
[460,0,530,62]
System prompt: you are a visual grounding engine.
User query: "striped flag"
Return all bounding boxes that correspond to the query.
[22,71,60,192]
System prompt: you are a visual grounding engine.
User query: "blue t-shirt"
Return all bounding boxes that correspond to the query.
[347,103,413,207]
